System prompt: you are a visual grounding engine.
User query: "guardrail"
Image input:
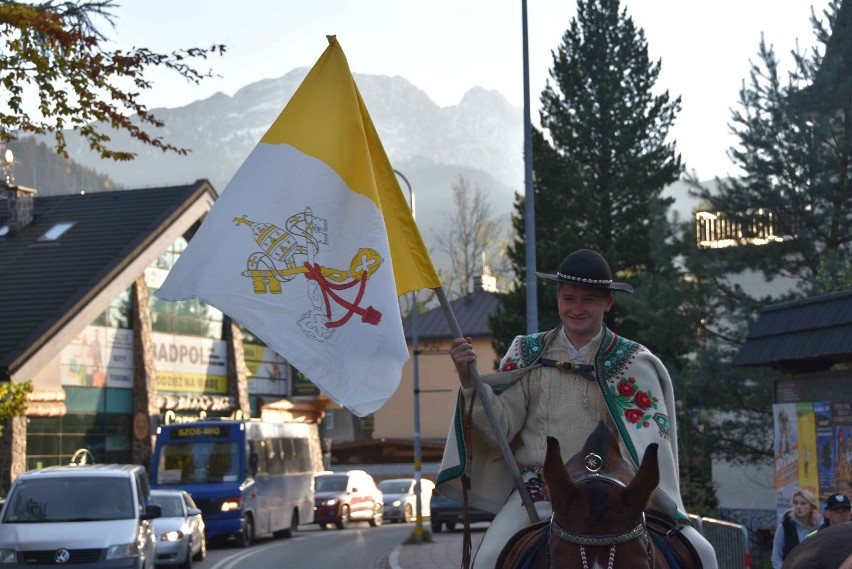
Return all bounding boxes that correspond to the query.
[691,515,751,569]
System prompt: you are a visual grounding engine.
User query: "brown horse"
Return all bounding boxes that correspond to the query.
[496,422,699,569]
[781,521,852,569]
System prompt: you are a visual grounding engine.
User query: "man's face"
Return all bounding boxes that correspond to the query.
[825,507,852,525]
[556,283,613,340]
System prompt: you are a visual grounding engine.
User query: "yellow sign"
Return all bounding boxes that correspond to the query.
[157,372,227,394]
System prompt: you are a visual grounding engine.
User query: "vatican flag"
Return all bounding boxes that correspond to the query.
[157,36,441,416]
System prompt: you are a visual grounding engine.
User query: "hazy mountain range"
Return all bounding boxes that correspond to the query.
[10,67,708,275]
[50,69,524,243]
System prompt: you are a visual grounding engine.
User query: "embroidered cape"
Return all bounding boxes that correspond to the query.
[436,325,688,522]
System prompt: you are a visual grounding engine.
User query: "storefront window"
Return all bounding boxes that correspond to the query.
[26,414,131,470]
[91,287,132,329]
[149,236,223,339]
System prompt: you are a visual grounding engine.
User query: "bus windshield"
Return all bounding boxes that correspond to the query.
[156,440,241,484]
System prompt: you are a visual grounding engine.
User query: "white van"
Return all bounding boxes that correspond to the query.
[0,463,161,568]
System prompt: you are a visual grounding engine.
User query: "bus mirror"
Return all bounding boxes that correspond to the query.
[249,452,259,476]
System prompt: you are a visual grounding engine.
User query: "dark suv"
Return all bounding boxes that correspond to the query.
[313,470,383,529]
[429,489,494,532]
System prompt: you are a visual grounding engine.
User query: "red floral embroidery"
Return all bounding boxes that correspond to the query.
[633,392,653,409]
[607,375,660,430]
[501,361,518,371]
[625,409,645,423]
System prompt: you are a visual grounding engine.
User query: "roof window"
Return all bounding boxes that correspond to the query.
[38,221,75,241]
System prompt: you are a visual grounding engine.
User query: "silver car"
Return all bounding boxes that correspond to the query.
[149,490,205,568]
[0,463,160,568]
[377,478,435,523]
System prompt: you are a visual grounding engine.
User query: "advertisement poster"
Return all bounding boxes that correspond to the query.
[795,402,819,494]
[243,342,289,396]
[835,401,852,497]
[815,401,836,500]
[152,332,228,394]
[60,326,134,388]
[773,403,800,518]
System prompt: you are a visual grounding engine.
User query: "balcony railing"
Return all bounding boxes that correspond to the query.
[695,210,786,249]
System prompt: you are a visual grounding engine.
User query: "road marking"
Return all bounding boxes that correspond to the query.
[208,540,292,569]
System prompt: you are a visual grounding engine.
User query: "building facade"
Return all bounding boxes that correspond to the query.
[0,182,325,493]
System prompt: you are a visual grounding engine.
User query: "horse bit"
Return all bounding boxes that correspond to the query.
[546,452,655,569]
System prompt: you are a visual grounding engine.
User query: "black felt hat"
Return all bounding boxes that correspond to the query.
[535,249,634,293]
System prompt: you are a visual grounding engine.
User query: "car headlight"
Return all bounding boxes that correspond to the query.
[392,500,401,507]
[323,498,338,506]
[221,498,242,512]
[160,530,184,542]
[106,543,138,560]
[0,548,16,563]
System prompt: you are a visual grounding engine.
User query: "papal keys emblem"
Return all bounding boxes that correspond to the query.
[234,208,383,342]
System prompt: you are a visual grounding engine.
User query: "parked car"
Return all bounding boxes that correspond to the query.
[148,489,206,569]
[429,489,495,532]
[0,463,161,568]
[314,470,383,529]
[377,478,435,523]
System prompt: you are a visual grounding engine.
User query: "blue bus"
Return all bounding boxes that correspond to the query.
[151,419,318,546]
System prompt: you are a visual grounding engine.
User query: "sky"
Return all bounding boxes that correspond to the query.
[103,0,828,181]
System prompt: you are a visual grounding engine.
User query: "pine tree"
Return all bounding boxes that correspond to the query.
[488,0,722,512]
[680,0,852,466]
[491,0,684,358]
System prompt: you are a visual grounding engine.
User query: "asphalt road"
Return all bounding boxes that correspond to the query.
[200,521,411,569]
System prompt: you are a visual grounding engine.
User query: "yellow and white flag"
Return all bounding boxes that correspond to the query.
[157,37,441,416]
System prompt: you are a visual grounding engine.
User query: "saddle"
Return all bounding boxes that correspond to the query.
[646,510,703,569]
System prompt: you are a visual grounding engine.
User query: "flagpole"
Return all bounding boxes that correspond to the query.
[434,287,539,524]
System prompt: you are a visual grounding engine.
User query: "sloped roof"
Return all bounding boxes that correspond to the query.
[403,289,498,341]
[0,181,216,380]
[733,289,852,371]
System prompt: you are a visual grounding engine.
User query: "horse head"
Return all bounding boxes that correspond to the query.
[542,421,660,568]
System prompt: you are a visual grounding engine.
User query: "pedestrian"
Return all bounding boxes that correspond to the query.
[771,489,821,568]
[436,249,717,569]
[809,493,852,535]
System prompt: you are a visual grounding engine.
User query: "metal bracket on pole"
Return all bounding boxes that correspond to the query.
[435,288,539,525]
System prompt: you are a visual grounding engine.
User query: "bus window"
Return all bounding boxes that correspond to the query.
[157,440,240,484]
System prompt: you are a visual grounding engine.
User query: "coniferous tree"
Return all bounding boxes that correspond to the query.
[488,0,721,512]
[491,0,685,359]
[681,0,852,467]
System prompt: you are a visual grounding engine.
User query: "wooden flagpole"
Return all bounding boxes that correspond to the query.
[434,287,539,524]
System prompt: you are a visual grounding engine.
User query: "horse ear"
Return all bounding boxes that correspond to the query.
[543,436,573,505]
[624,443,659,512]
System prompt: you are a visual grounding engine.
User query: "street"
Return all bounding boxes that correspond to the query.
[200,521,412,569]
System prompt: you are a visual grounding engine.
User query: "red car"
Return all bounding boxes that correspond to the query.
[313,470,383,529]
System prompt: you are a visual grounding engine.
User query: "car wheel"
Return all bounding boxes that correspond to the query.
[431,520,443,533]
[369,503,383,527]
[335,505,350,530]
[403,504,413,524]
[236,515,253,547]
[192,534,206,561]
[446,521,457,532]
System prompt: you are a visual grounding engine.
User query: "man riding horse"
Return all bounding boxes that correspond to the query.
[436,249,717,568]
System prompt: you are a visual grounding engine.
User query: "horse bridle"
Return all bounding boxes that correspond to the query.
[548,512,654,569]
[545,457,655,569]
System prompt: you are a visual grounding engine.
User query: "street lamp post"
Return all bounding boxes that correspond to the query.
[393,169,425,543]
